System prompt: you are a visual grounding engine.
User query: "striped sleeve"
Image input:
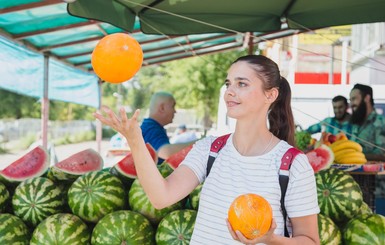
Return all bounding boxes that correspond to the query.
[285,153,320,218]
[180,136,215,183]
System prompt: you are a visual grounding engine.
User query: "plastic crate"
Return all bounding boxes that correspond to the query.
[350,173,376,212]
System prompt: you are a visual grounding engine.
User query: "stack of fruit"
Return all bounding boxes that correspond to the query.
[330,139,367,164]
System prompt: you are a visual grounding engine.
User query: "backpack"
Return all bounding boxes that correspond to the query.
[206,134,301,238]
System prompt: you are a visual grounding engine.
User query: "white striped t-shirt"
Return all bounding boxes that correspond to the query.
[181,134,320,245]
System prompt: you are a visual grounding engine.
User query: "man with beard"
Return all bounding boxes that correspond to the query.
[350,84,385,214]
[350,84,385,160]
[306,95,352,136]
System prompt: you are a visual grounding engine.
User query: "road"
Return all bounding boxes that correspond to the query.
[0,140,117,170]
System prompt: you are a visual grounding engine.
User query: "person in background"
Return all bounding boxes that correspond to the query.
[170,124,198,144]
[94,55,319,244]
[349,83,385,206]
[140,91,195,164]
[306,95,352,137]
[349,83,385,160]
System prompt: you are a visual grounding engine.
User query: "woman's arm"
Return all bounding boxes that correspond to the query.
[227,214,320,245]
[94,106,199,209]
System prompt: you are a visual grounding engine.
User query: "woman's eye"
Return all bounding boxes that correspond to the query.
[238,82,247,87]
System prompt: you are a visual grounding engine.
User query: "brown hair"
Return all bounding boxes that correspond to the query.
[232,55,295,146]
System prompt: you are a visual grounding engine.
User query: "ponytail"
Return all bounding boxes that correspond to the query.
[268,77,295,146]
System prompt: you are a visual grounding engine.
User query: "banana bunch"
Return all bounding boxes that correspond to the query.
[330,139,367,164]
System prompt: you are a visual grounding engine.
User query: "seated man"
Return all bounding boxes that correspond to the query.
[141,92,196,164]
[307,95,352,137]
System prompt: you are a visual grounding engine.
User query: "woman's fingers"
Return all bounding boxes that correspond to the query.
[225,219,238,240]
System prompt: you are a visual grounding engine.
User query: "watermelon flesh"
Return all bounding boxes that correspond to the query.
[165,144,193,169]
[0,146,49,182]
[114,143,157,178]
[54,148,103,174]
[306,144,334,173]
[49,149,103,182]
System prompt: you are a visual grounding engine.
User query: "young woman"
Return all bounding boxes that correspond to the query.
[94,55,320,245]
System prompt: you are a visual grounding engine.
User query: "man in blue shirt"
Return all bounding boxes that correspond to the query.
[141,91,195,164]
[306,95,352,137]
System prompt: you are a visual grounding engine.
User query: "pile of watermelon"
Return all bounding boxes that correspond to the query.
[0,145,198,244]
[1,144,384,244]
[315,168,385,244]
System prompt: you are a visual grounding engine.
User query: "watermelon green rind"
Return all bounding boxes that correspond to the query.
[343,214,385,245]
[12,177,65,227]
[30,213,90,245]
[0,182,10,213]
[48,149,103,182]
[114,143,157,179]
[156,209,197,245]
[189,184,202,210]
[91,210,155,245]
[129,179,183,225]
[0,213,30,245]
[316,168,363,223]
[318,213,342,245]
[68,171,126,223]
[0,146,49,183]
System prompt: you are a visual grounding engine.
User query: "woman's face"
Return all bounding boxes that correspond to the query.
[224,61,268,119]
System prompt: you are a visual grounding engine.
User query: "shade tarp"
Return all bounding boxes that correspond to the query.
[68,0,385,35]
[0,35,100,108]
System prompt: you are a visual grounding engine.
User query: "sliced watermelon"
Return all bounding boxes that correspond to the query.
[48,149,103,182]
[306,144,334,173]
[164,145,193,169]
[112,143,157,179]
[0,146,49,183]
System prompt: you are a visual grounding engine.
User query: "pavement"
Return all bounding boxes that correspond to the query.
[0,140,120,170]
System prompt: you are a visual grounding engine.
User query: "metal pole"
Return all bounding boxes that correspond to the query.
[41,53,49,150]
[329,45,335,84]
[96,79,103,153]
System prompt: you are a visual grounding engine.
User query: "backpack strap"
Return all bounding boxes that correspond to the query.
[206,134,231,177]
[279,147,302,237]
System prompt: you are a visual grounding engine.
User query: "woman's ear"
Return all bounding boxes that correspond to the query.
[265,88,279,103]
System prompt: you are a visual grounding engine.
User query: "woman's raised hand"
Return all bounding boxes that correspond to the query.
[93,106,142,145]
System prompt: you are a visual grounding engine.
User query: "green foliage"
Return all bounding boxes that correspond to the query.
[295,130,312,151]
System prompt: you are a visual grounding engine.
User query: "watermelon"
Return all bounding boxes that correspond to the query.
[0,181,10,213]
[306,144,334,173]
[0,213,30,244]
[48,148,103,182]
[91,210,155,245]
[189,184,202,210]
[156,209,197,245]
[12,177,65,227]
[0,146,49,184]
[316,168,363,224]
[318,213,342,245]
[129,179,184,225]
[343,213,385,245]
[30,213,90,245]
[68,171,126,223]
[111,143,157,180]
[165,145,193,169]
[356,201,373,216]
